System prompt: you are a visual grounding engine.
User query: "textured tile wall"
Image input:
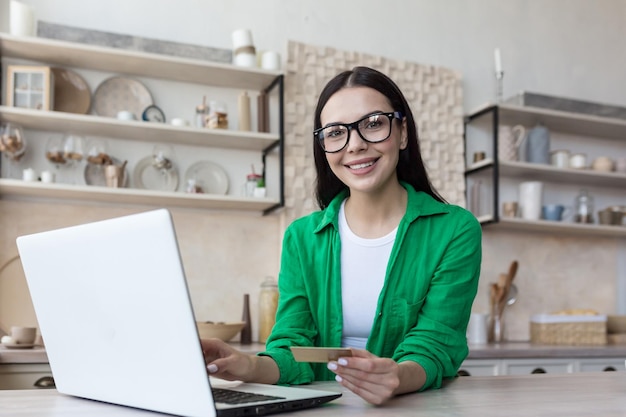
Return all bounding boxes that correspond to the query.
[281,41,466,224]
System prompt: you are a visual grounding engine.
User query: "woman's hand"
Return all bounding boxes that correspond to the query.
[326,349,425,405]
[200,338,280,384]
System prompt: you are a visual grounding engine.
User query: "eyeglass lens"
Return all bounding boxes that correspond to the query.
[319,113,394,153]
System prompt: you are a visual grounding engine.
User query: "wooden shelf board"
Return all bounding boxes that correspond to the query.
[465,159,626,188]
[483,217,626,238]
[0,33,280,91]
[0,106,279,151]
[0,179,279,212]
[468,103,626,141]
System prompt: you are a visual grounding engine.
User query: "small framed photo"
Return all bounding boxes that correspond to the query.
[5,65,54,111]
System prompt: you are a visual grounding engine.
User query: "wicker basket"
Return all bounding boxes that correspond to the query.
[530,314,607,345]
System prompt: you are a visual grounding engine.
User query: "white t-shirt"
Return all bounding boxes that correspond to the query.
[338,200,397,349]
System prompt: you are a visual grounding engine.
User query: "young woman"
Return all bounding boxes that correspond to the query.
[201,66,481,405]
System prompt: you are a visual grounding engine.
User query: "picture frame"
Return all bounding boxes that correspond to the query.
[5,65,54,111]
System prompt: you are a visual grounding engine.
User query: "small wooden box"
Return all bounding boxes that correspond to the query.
[5,65,54,111]
[530,314,607,345]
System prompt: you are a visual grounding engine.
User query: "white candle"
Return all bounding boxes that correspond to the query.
[494,48,502,74]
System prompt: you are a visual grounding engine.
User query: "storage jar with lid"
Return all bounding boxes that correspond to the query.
[258,276,278,343]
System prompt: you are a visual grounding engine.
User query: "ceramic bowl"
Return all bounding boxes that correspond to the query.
[196,321,246,341]
[607,315,626,334]
[592,156,614,172]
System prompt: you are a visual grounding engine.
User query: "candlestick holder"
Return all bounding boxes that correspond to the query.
[495,71,504,103]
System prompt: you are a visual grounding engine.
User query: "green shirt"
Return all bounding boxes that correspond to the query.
[260,183,482,391]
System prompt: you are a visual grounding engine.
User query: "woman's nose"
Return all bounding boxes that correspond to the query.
[345,127,367,151]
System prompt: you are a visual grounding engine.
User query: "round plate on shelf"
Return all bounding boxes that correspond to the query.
[133,156,179,192]
[184,161,229,195]
[51,67,91,114]
[92,76,153,119]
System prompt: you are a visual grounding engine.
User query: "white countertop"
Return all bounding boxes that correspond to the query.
[0,372,625,416]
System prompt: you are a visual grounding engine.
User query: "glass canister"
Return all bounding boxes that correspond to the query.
[574,189,594,224]
[258,276,279,343]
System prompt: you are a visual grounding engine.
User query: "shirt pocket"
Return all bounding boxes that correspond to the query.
[391,296,426,335]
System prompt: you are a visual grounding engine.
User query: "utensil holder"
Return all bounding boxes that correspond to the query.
[488,311,505,343]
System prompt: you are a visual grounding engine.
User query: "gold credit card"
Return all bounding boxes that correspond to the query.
[290,347,353,363]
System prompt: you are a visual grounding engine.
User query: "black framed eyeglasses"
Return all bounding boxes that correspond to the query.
[314,111,403,153]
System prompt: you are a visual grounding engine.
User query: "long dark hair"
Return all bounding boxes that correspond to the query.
[313,66,445,209]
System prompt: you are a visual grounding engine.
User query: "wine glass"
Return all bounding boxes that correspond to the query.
[0,123,27,178]
[85,138,111,186]
[61,134,85,184]
[45,135,67,181]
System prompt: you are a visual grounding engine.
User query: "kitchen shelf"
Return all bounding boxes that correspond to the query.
[468,102,626,141]
[0,33,280,90]
[0,106,279,151]
[477,215,626,238]
[464,102,626,239]
[0,179,280,212]
[466,158,626,188]
[0,34,285,213]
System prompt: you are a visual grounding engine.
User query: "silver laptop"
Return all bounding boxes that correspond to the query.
[16,209,341,417]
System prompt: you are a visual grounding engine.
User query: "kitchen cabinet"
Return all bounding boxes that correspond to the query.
[0,33,284,214]
[0,363,52,389]
[459,357,625,376]
[463,103,626,237]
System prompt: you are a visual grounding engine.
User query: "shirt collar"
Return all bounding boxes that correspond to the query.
[313,182,450,234]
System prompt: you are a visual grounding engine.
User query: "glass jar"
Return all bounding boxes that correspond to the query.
[258,276,278,343]
[244,172,262,197]
[574,189,594,224]
[206,101,228,129]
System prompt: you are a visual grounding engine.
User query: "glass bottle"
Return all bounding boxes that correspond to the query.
[258,277,279,343]
[574,189,594,224]
[240,294,252,345]
[195,96,208,128]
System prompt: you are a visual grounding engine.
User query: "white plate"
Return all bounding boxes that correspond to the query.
[184,161,229,195]
[92,76,153,119]
[133,156,179,192]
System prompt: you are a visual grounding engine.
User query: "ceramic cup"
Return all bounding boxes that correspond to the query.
[261,50,281,71]
[116,110,136,121]
[9,0,35,37]
[550,149,570,169]
[22,167,36,182]
[519,181,543,220]
[467,313,489,344]
[502,201,519,218]
[41,170,55,183]
[10,326,37,344]
[569,153,587,169]
[542,204,568,221]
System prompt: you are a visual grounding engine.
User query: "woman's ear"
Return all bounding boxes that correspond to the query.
[400,118,408,150]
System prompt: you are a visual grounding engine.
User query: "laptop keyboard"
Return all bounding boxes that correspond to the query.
[212,388,286,405]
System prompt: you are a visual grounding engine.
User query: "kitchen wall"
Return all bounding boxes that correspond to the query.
[1,0,625,341]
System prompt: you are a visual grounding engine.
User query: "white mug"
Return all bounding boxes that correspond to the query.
[550,149,570,169]
[519,181,543,220]
[41,170,55,183]
[9,0,35,37]
[467,313,488,344]
[569,153,587,169]
[261,51,281,71]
